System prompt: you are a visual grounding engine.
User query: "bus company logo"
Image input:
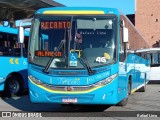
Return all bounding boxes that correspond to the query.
[65,86,73,91]
[58,71,83,75]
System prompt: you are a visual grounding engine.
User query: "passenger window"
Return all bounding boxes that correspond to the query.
[141,53,146,59]
[152,53,158,64]
[120,20,125,62]
[0,32,29,57]
[0,33,20,57]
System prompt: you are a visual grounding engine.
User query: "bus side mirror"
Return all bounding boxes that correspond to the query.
[18,27,24,43]
[123,27,129,43]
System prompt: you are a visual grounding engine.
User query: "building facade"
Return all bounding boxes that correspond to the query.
[135,0,160,47]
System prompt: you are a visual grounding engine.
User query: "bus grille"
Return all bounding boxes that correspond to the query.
[30,76,99,92]
[42,84,95,92]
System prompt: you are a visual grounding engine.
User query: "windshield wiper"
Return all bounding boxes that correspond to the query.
[43,39,65,73]
[74,41,96,75]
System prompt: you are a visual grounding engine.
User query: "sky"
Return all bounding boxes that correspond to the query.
[14,0,135,27]
[54,0,135,15]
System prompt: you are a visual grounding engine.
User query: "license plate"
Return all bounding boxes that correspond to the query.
[62,98,78,103]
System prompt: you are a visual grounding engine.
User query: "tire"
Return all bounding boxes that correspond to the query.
[3,76,23,97]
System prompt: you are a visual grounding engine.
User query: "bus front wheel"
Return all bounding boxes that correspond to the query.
[3,76,23,97]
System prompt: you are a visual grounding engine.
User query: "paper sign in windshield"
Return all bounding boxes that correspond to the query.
[69,53,78,66]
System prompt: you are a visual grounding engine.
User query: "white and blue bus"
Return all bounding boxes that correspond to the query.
[0,26,29,97]
[149,48,160,81]
[136,48,160,81]
[19,7,150,106]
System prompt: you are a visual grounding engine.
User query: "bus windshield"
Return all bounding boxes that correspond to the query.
[29,15,117,69]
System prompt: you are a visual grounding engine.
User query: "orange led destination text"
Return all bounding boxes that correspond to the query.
[41,21,71,29]
[35,51,62,57]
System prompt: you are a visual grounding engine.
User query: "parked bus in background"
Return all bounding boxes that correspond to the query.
[136,48,160,81]
[134,49,151,84]
[0,26,29,97]
[149,48,160,81]
[19,7,150,106]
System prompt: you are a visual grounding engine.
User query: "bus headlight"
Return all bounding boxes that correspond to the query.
[94,73,118,86]
[29,75,43,85]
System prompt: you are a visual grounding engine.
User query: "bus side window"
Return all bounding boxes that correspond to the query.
[146,53,151,64]
[158,53,160,63]
[135,52,141,58]
[14,48,21,56]
[23,47,27,57]
[0,45,4,56]
[141,52,146,59]
[153,53,158,64]
[146,53,150,60]
[120,20,125,62]
[23,36,29,57]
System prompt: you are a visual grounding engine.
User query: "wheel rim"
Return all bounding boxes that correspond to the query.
[9,80,19,94]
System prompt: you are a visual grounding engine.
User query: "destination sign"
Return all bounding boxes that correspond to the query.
[41,21,71,29]
[35,51,62,57]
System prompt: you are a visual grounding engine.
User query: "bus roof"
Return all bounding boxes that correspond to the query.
[0,26,29,36]
[35,7,120,15]
[136,48,160,53]
[149,48,160,51]
[136,49,150,53]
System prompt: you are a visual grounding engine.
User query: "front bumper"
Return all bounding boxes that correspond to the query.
[29,77,119,105]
